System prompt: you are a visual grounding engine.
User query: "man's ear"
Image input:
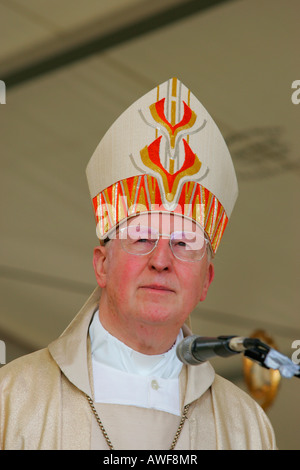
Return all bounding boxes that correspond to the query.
[199,262,215,302]
[93,245,108,288]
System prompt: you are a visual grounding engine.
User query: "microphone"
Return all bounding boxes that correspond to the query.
[176,335,245,365]
[176,335,300,379]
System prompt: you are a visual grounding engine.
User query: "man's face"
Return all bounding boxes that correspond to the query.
[93,213,214,342]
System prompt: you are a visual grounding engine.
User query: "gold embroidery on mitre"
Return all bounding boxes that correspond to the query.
[140,143,202,203]
[145,174,157,205]
[136,185,147,213]
[171,77,177,97]
[149,99,197,149]
[122,176,139,214]
[185,181,196,205]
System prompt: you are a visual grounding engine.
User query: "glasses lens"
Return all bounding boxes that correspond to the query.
[120,225,158,255]
[119,225,208,261]
[171,231,206,261]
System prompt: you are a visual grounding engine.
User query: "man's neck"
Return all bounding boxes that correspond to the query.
[98,300,181,355]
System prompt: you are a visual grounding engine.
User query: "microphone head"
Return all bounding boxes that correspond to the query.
[176,335,202,365]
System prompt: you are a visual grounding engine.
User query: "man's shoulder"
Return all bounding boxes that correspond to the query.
[211,373,274,428]
[212,373,252,397]
[212,373,261,409]
[210,373,276,449]
[0,348,59,388]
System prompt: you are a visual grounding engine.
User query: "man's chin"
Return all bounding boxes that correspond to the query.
[137,305,177,326]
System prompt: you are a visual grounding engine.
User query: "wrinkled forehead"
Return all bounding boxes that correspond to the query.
[121,212,203,234]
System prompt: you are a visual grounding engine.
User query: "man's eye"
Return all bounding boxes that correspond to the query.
[173,240,189,246]
[174,240,187,247]
[136,237,156,244]
[173,240,196,251]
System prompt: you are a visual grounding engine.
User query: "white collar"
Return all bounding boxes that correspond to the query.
[89,311,183,379]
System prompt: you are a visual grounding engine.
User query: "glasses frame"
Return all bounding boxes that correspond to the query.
[118,226,210,262]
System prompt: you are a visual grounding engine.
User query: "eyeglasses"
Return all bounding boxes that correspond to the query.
[118,225,209,262]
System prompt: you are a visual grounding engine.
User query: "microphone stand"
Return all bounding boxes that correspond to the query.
[178,335,300,379]
[232,336,300,379]
[219,336,300,379]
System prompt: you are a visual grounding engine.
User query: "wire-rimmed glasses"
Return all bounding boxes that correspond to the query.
[118,225,209,262]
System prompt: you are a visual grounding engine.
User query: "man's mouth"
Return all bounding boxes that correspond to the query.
[140,284,175,292]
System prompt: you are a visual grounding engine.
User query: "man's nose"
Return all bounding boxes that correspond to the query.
[148,238,173,271]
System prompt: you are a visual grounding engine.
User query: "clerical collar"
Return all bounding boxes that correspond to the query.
[89,310,183,379]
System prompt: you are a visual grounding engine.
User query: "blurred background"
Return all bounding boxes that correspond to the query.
[0,0,299,449]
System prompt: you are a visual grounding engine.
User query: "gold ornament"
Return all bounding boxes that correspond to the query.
[243,330,281,411]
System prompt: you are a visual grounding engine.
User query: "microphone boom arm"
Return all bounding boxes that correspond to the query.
[176,335,300,379]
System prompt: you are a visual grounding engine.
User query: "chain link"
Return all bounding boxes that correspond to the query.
[86,394,190,450]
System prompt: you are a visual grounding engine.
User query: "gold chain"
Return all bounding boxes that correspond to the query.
[169,403,190,450]
[85,394,190,450]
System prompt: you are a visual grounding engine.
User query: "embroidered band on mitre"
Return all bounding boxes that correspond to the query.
[86,77,238,254]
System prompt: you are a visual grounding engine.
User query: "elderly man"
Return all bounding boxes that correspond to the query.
[0,78,276,450]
